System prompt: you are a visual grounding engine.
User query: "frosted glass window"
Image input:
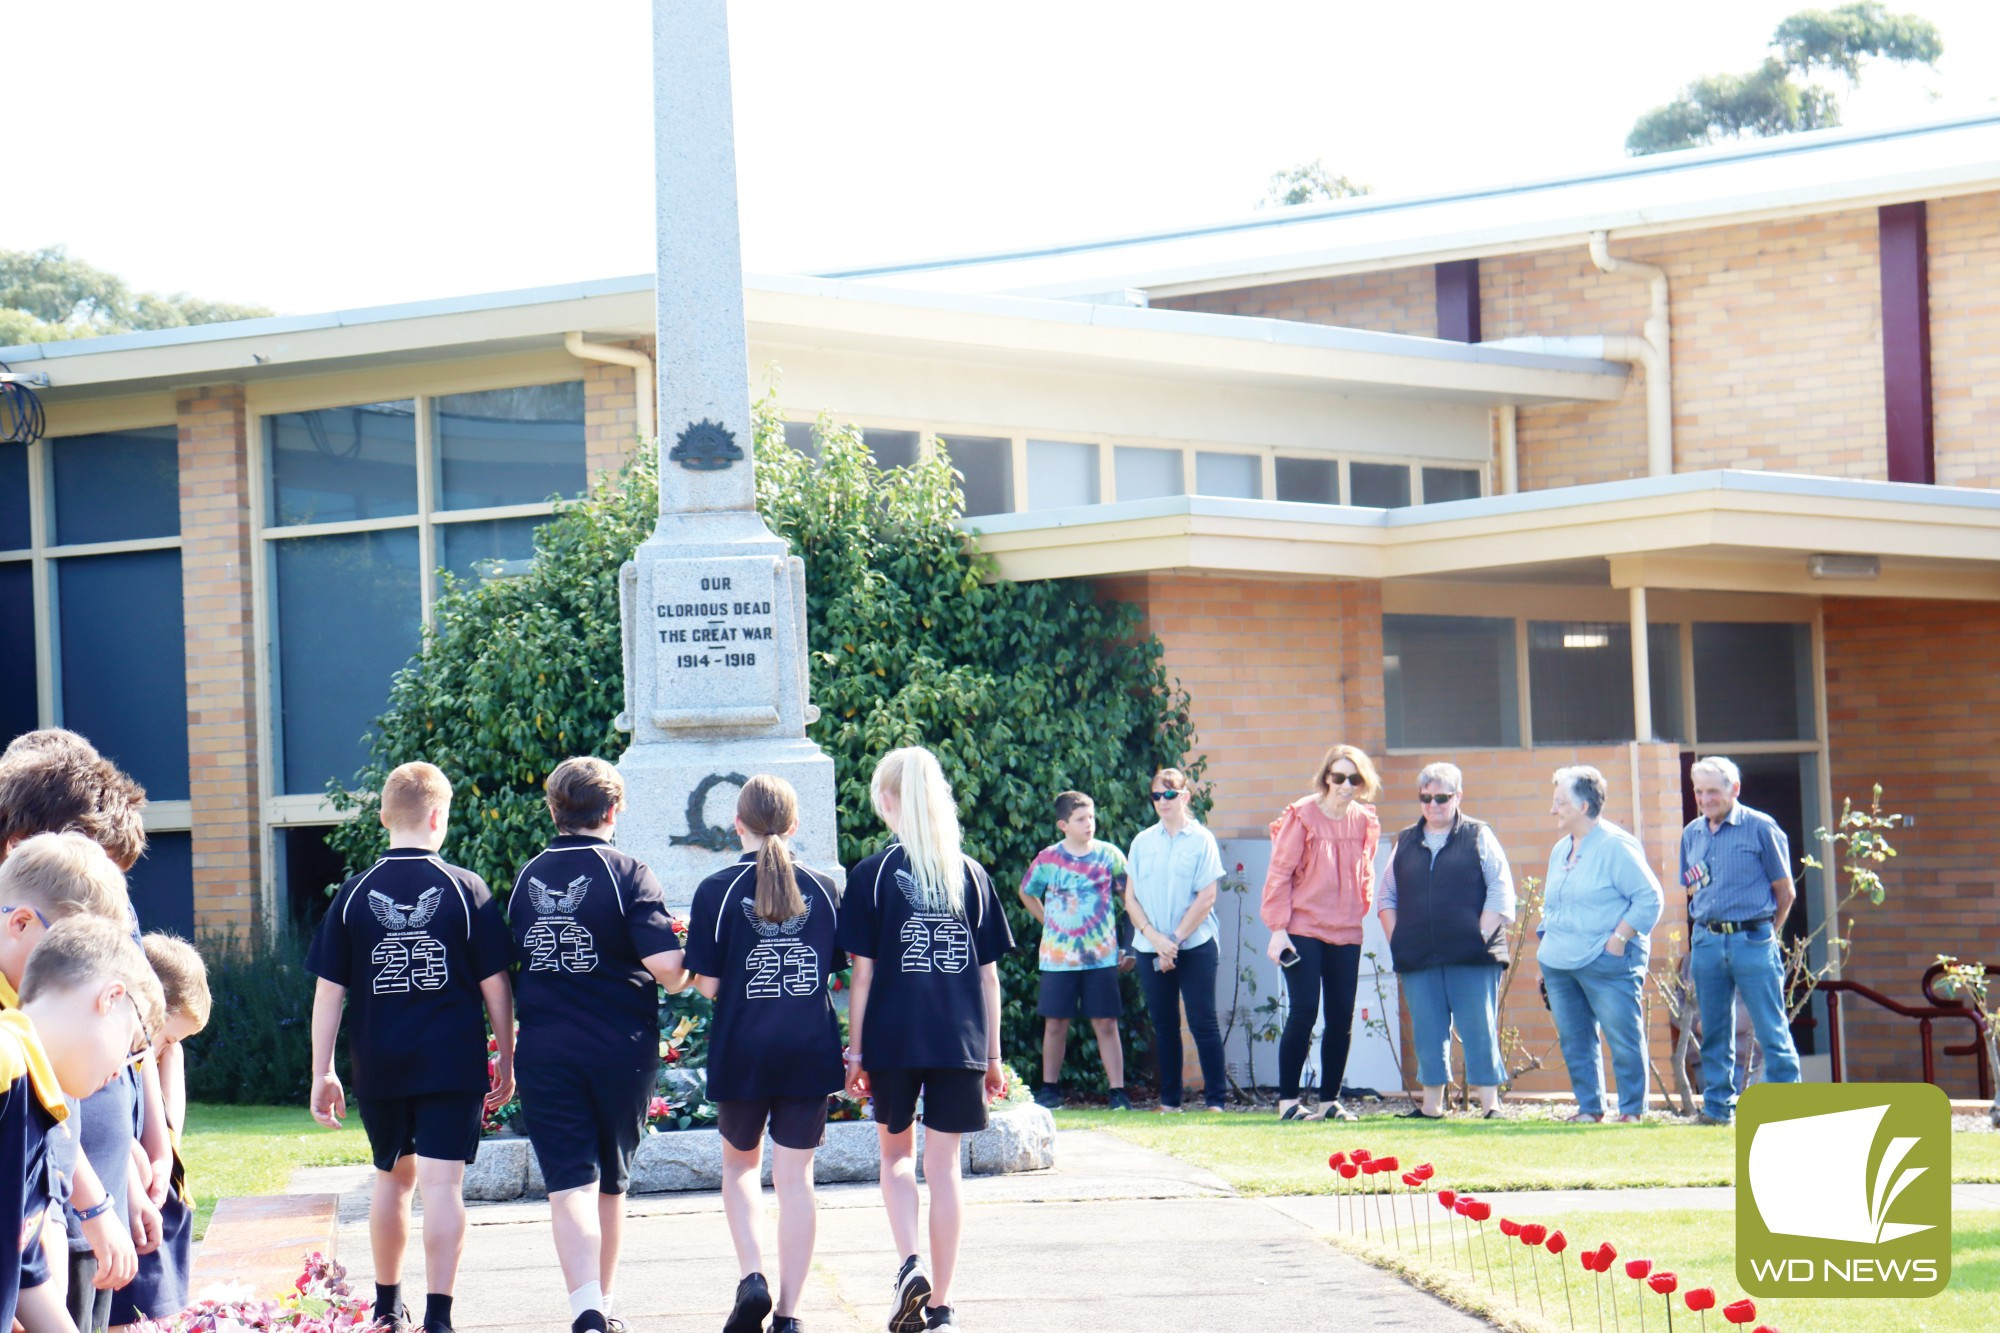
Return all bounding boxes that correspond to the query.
[781,422,819,462]
[52,427,180,545]
[1274,456,1340,505]
[1350,462,1412,508]
[0,562,34,746]
[272,530,421,794]
[1114,446,1182,502]
[1529,621,1684,744]
[126,831,194,939]
[54,550,189,800]
[1421,467,1482,504]
[435,383,585,511]
[1384,615,1519,748]
[439,515,548,591]
[0,444,26,549]
[1693,622,1814,741]
[1026,440,1099,510]
[267,401,418,527]
[1196,452,1261,499]
[939,435,1013,517]
[864,429,920,470]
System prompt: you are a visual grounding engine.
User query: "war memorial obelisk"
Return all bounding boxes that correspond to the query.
[615,0,838,907]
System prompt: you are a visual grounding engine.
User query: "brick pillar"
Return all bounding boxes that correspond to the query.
[582,340,652,483]
[177,386,261,933]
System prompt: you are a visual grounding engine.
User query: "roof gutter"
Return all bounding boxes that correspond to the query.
[564,332,655,446]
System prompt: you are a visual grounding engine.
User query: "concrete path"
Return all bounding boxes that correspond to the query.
[302,1129,1489,1331]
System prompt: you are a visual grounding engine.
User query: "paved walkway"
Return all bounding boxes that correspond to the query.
[298,1130,1489,1331]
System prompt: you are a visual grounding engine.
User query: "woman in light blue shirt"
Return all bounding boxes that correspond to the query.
[1123,766,1227,1112]
[1537,765,1664,1123]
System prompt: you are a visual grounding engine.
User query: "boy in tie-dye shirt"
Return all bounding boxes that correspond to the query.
[1017,792,1132,1111]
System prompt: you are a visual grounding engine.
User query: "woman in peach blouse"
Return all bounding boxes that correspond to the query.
[1261,745,1381,1121]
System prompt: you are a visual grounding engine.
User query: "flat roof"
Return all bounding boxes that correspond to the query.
[821,113,2000,298]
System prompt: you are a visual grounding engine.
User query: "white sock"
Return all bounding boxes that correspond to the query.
[602,1290,615,1318]
[568,1282,604,1319]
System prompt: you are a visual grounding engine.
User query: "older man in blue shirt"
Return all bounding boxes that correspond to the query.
[1681,755,1801,1124]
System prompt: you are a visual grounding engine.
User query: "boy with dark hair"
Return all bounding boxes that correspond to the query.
[3,917,163,1332]
[1017,791,1132,1111]
[308,762,516,1333]
[0,735,149,873]
[509,757,687,1333]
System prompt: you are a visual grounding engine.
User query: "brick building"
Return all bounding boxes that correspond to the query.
[6,114,1999,1094]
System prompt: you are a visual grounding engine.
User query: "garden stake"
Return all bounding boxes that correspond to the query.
[1547,1230,1574,1330]
[1647,1272,1677,1332]
[1470,1201,1495,1291]
[1337,1162,1360,1233]
[1498,1218,1521,1303]
[1625,1259,1652,1333]
[1377,1156,1401,1248]
[1588,1251,1603,1333]
[1438,1190,1458,1268]
[1521,1224,1548,1317]
[1683,1286,1715,1333]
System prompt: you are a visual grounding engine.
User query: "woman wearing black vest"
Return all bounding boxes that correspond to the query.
[1377,762,1516,1118]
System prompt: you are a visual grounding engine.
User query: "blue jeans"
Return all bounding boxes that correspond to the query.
[1137,939,1227,1109]
[1690,922,1800,1120]
[1401,963,1504,1088]
[1542,946,1650,1118]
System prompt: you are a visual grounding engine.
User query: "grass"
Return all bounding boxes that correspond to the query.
[1052,1107,2000,1194]
[1325,1207,2000,1333]
[181,1103,371,1239]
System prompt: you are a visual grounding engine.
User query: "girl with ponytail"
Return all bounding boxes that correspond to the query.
[683,774,844,1333]
[835,747,1014,1333]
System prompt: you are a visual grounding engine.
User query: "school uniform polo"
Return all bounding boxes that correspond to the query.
[0,1010,68,1332]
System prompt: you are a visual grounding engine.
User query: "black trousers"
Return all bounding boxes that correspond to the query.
[1136,939,1227,1109]
[1278,935,1362,1100]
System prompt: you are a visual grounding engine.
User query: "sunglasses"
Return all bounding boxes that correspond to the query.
[1150,789,1184,802]
[1419,793,1458,805]
[1325,772,1366,787]
[1,904,51,929]
[121,991,153,1064]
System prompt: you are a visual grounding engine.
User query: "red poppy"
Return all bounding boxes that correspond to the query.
[1379,1155,1400,1172]
[1402,1172,1420,1187]
[1624,1259,1652,1280]
[1545,1229,1568,1255]
[1413,1162,1435,1179]
[1684,1287,1716,1311]
[1338,1163,1359,1179]
[1521,1224,1547,1246]
[1437,1189,1457,1209]
[1455,1198,1474,1216]
[1328,1151,1348,1169]
[1579,1251,1601,1273]
[1468,1201,1493,1222]
[1752,1326,1779,1333]
[665,1047,682,1063]
[1352,1148,1373,1163]
[1648,1272,1678,1294]
[1596,1242,1618,1265]
[1499,1218,1523,1237]
[1723,1297,1758,1324]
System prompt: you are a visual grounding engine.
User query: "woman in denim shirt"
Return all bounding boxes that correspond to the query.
[1537,765,1663,1123]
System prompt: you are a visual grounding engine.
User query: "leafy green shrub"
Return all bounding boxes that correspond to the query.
[187,934,345,1106]
[323,395,1201,1088]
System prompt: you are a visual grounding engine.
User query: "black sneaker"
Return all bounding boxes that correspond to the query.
[1106,1089,1132,1111]
[923,1306,959,1330]
[604,1320,628,1333]
[726,1272,773,1333]
[889,1255,931,1333]
[371,1306,409,1333]
[1031,1082,1062,1110]
[571,1314,608,1333]
[772,1320,804,1333]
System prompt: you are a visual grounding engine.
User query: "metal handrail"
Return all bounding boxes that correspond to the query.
[1814,976,1993,1099]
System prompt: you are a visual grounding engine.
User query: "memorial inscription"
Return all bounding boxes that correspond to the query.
[649,557,782,729]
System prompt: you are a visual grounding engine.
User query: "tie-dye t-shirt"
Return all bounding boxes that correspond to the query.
[1019,840,1129,971]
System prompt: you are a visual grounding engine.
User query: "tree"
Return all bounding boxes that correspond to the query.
[325,397,1203,1088]
[1627,4,1942,155]
[1259,159,1371,208]
[0,246,270,344]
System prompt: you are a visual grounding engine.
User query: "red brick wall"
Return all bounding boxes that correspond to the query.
[1155,265,1438,337]
[1824,597,2000,1095]
[1927,191,2000,489]
[176,386,261,932]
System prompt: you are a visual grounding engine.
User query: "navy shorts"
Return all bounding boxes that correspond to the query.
[517,1058,657,1195]
[868,1067,988,1136]
[357,1092,484,1172]
[1036,965,1123,1020]
[716,1095,830,1153]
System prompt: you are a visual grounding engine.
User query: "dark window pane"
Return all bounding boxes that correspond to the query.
[1421,466,1482,504]
[1350,462,1412,508]
[1,443,30,550]
[782,422,820,462]
[126,830,194,939]
[0,561,35,746]
[1529,621,1685,744]
[1026,440,1099,509]
[267,400,417,527]
[1384,614,1519,748]
[863,429,919,470]
[438,515,549,591]
[1648,623,1686,743]
[1196,452,1261,499]
[1693,622,1814,741]
[272,530,421,794]
[51,426,180,544]
[435,383,586,511]
[278,825,349,938]
[1114,446,1182,502]
[939,435,1013,517]
[1274,456,1339,505]
[54,550,189,800]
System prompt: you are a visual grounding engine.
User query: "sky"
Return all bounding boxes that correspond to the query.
[10,0,2000,316]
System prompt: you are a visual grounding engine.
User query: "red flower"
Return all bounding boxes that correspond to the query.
[1338,1163,1359,1179]
[1379,1155,1400,1172]
[1413,1162,1435,1180]
[1579,1251,1600,1273]
[1328,1151,1349,1169]
[665,1046,682,1063]
[1624,1259,1653,1280]
[1499,1218,1523,1237]
[1351,1148,1372,1163]
[1723,1297,1758,1324]
[1544,1229,1568,1255]
[1454,1198,1474,1216]
[1596,1242,1618,1265]
[1521,1223,1547,1246]
[1683,1287,1716,1312]
[1402,1172,1420,1187]
[1649,1272,1678,1295]
[1468,1201,1493,1222]
[1752,1327,1779,1333]
[1438,1189,1457,1209]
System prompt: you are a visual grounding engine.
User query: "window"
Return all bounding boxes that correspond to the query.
[1693,622,1814,741]
[267,400,419,526]
[52,427,180,545]
[1275,456,1340,505]
[126,831,195,940]
[0,562,33,745]
[863,429,920,471]
[1350,461,1412,508]
[939,435,1013,517]
[435,384,585,510]
[781,421,819,461]
[1026,440,1099,509]
[1528,621,1684,744]
[1384,615,1519,748]
[1421,466,1482,504]
[1196,452,1261,499]
[440,515,544,588]
[276,825,350,937]
[0,443,27,550]
[1114,446,1182,502]
[55,551,190,800]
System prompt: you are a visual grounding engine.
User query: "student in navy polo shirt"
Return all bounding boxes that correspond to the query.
[684,775,843,1333]
[308,762,516,1333]
[509,758,687,1333]
[839,748,1013,1333]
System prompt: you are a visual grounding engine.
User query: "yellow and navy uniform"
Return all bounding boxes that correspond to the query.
[0,1009,70,1331]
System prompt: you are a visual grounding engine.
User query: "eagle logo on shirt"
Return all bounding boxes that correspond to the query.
[741,893,812,938]
[742,894,818,998]
[368,887,443,932]
[894,869,971,974]
[528,874,591,916]
[523,873,597,973]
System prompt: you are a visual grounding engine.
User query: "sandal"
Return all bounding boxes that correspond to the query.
[1279,1102,1309,1121]
[1481,1109,1503,1119]
[1565,1111,1602,1123]
[1323,1100,1357,1122]
[1398,1107,1445,1120]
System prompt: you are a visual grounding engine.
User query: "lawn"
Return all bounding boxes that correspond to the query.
[1052,1108,2000,1193]
[1326,1207,2000,1333]
[181,1103,371,1238]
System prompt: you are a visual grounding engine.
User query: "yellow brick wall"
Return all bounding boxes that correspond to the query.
[582,340,652,481]
[1155,265,1437,337]
[1927,190,2000,488]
